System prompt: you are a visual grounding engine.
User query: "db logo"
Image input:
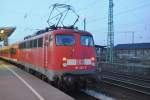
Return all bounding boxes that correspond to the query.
[77,60,84,65]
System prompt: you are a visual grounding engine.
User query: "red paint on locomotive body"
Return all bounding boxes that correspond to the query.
[0,28,96,84]
[46,29,96,72]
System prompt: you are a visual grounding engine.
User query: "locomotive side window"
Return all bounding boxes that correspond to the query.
[81,35,94,46]
[30,40,32,48]
[23,42,26,48]
[56,35,75,46]
[33,39,38,48]
[26,41,30,49]
[49,35,53,47]
[19,42,26,49]
[19,43,23,49]
[38,38,43,47]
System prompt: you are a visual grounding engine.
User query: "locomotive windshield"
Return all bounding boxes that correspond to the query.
[56,34,75,46]
[81,35,94,46]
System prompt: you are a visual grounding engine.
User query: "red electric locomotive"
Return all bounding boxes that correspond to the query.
[0,28,96,89]
[21,28,96,88]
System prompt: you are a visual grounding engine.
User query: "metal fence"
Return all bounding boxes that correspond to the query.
[97,62,150,78]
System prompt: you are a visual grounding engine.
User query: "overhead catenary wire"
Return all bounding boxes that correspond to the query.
[88,1,150,24]
[86,1,150,38]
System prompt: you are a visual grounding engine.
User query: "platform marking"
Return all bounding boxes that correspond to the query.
[3,64,45,100]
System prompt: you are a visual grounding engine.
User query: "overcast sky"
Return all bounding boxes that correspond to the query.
[0,0,150,45]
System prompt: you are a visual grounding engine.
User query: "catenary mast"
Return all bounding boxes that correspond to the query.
[107,0,114,63]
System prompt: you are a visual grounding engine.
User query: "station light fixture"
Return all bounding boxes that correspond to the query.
[0,30,4,34]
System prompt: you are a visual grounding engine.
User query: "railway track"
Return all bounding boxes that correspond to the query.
[101,71,150,96]
[102,71,150,84]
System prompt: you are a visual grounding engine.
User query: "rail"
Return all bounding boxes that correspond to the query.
[101,72,150,96]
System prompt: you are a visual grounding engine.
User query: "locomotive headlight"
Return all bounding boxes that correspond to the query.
[62,57,67,67]
[91,57,96,66]
[91,57,95,61]
[62,57,67,61]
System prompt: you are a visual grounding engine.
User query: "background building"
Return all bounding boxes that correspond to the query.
[95,45,106,61]
[115,43,150,59]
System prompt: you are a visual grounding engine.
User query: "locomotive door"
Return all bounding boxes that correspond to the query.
[44,35,49,72]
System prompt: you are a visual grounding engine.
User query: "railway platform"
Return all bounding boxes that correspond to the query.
[0,61,74,100]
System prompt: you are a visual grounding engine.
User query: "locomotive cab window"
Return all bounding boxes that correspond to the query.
[81,35,94,46]
[56,34,75,46]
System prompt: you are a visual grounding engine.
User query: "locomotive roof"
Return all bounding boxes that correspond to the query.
[52,29,92,35]
[23,28,93,42]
